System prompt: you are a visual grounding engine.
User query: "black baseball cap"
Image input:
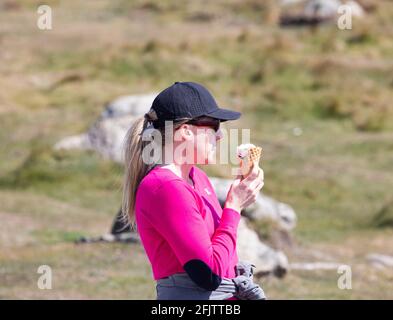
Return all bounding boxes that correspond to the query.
[150,82,241,127]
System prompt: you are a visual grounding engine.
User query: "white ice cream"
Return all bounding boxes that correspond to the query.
[236,143,256,159]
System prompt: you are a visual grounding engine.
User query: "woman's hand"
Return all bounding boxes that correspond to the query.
[224,163,264,214]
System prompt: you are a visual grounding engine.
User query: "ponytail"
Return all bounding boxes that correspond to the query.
[122,109,190,230]
[121,109,158,230]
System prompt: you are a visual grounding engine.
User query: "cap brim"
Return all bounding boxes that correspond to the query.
[205,108,241,122]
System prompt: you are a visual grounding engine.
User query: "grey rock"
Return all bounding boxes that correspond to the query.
[209,177,297,231]
[54,133,92,151]
[280,0,306,5]
[87,115,137,163]
[237,218,288,277]
[304,0,364,19]
[55,93,155,162]
[101,93,156,119]
[345,1,365,17]
[290,262,341,271]
[304,0,342,18]
[366,254,393,269]
[55,115,138,163]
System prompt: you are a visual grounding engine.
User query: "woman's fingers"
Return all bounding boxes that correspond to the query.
[259,168,264,181]
[254,178,264,192]
[228,165,265,211]
[250,168,264,188]
[242,168,264,207]
[243,167,264,190]
[243,163,259,182]
[243,196,257,209]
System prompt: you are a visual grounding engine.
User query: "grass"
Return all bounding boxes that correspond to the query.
[1,0,393,299]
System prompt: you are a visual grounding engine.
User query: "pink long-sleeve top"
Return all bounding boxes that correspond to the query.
[135,165,240,291]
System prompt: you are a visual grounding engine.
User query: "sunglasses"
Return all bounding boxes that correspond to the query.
[185,117,220,132]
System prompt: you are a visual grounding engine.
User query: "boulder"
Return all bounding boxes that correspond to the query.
[345,1,366,17]
[366,254,393,269]
[54,133,92,151]
[237,218,288,277]
[101,93,157,119]
[209,177,297,231]
[304,0,364,19]
[55,93,155,162]
[304,0,343,19]
[280,0,365,26]
[289,262,341,270]
[87,115,137,163]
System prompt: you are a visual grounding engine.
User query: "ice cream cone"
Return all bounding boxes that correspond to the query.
[237,144,263,178]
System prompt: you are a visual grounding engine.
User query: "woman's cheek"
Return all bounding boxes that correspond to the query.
[194,137,207,164]
[194,134,207,164]
[206,133,217,164]
[194,130,216,164]
[203,140,211,164]
[208,146,216,164]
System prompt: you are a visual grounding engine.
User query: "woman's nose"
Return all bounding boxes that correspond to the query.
[216,129,223,141]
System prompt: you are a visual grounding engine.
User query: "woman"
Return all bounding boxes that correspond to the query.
[122,82,265,300]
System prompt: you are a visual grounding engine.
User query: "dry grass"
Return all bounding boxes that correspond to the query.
[1,0,393,299]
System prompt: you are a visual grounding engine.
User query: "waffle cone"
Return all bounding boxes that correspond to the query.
[240,146,262,177]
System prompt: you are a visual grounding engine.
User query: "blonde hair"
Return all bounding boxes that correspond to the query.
[121,109,189,230]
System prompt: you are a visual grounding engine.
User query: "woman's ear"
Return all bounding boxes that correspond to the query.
[174,124,193,142]
[181,124,194,140]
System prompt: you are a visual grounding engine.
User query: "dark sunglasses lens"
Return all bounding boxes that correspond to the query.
[215,121,220,132]
[203,120,219,132]
[188,118,220,132]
